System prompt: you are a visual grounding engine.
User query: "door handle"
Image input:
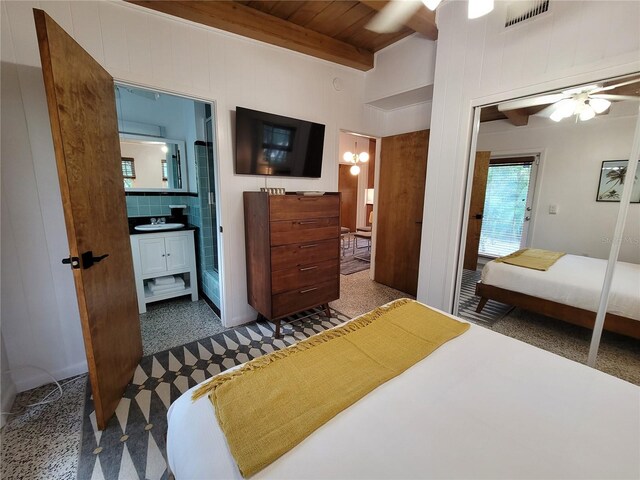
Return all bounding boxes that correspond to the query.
[81,251,109,269]
[474,214,483,220]
[62,256,80,269]
[524,216,531,221]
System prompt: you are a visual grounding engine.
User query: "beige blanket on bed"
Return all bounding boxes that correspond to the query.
[494,248,565,271]
[192,298,470,477]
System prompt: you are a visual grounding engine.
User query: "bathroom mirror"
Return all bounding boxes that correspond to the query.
[120,134,187,192]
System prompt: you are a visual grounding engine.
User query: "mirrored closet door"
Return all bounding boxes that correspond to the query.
[454,73,640,384]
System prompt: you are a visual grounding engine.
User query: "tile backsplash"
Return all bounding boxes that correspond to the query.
[126,195,196,217]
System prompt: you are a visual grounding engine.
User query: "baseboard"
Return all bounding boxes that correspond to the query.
[200,291,221,317]
[13,361,88,393]
[1,382,16,427]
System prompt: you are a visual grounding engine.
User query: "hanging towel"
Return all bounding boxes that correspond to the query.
[153,275,176,286]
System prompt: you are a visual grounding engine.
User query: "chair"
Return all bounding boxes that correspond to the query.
[340,227,351,256]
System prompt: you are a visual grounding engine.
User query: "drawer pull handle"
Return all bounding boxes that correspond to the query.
[299,287,318,294]
[299,244,318,249]
[298,220,319,225]
[299,266,318,272]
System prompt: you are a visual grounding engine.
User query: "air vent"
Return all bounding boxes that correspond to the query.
[505,0,550,27]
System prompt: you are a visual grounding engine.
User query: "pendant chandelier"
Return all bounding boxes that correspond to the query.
[343,141,369,175]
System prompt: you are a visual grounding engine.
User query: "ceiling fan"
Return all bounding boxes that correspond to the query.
[497,78,640,122]
[366,0,494,34]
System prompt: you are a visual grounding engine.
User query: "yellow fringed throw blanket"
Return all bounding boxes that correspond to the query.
[192,298,470,477]
[494,248,565,271]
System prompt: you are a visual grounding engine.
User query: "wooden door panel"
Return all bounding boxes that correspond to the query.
[338,164,357,232]
[34,9,142,430]
[375,130,429,295]
[463,151,491,270]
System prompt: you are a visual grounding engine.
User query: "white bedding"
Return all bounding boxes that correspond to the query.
[166,316,640,479]
[481,254,640,321]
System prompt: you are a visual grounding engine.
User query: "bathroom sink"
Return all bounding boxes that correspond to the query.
[134,223,184,232]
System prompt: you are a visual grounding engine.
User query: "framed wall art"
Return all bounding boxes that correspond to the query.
[596,160,640,203]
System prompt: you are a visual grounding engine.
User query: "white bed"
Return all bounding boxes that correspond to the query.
[166,312,640,479]
[481,254,640,321]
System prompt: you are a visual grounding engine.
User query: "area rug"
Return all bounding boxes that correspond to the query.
[76,307,351,480]
[457,269,513,326]
[340,245,371,275]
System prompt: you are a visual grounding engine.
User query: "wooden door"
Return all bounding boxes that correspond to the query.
[338,164,358,232]
[34,9,142,430]
[375,130,429,296]
[463,151,491,270]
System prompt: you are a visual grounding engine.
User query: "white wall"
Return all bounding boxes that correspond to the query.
[1,0,371,390]
[419,0,640,311]
[478,107,640,264]
[364,34,436,137]
[365,34,437,104]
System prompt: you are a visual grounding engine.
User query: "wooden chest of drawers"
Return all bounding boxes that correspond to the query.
[243,192,341,337]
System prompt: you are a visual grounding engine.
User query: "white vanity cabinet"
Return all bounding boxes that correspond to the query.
[130,229,198,313]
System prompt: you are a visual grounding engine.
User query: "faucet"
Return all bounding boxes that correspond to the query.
[158,217,166,224]
[150,218,157,225]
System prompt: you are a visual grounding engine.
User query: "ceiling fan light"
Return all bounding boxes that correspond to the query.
[589,98,611,114]
[350,165,361,176]
[555,99,577,118]
[359,151,370,163]
[550,109,565,122]
[579,105,596,121]
[422,0,442,10]
[343,151,353,162]
[468,0,494,19]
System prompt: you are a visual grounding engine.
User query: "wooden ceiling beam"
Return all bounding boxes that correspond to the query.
[503,108,530,127]
[128,0,374,71]
[360,1,438,40]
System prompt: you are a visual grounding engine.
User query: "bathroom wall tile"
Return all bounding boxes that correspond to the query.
[127,206,138,217]
[138,196,150,207]
[149,196,162,206]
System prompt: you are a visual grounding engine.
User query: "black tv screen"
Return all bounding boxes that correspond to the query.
[235,107,325,178]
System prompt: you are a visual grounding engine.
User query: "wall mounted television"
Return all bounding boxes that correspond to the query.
[235,107,325,178]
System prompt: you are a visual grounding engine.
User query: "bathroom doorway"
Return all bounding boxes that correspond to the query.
[115,83,226,354]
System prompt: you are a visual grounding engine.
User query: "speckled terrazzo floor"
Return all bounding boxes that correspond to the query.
[1,297,226,479]
[140,298,228,356]
[1,375,87,480]
[330,269,413,319]
[492,308,640,385]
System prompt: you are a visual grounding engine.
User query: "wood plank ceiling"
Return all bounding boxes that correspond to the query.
[128,1,438,71]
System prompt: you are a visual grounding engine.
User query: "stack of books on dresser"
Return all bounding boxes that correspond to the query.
[147,275,185,295]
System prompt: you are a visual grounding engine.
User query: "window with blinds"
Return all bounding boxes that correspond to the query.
[479,161,533,258]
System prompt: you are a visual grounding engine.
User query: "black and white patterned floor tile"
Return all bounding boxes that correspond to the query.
[457,269,513,325]
[77,308,350,480]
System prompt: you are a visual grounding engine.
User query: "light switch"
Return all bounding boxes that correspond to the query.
[549,204,558,214]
